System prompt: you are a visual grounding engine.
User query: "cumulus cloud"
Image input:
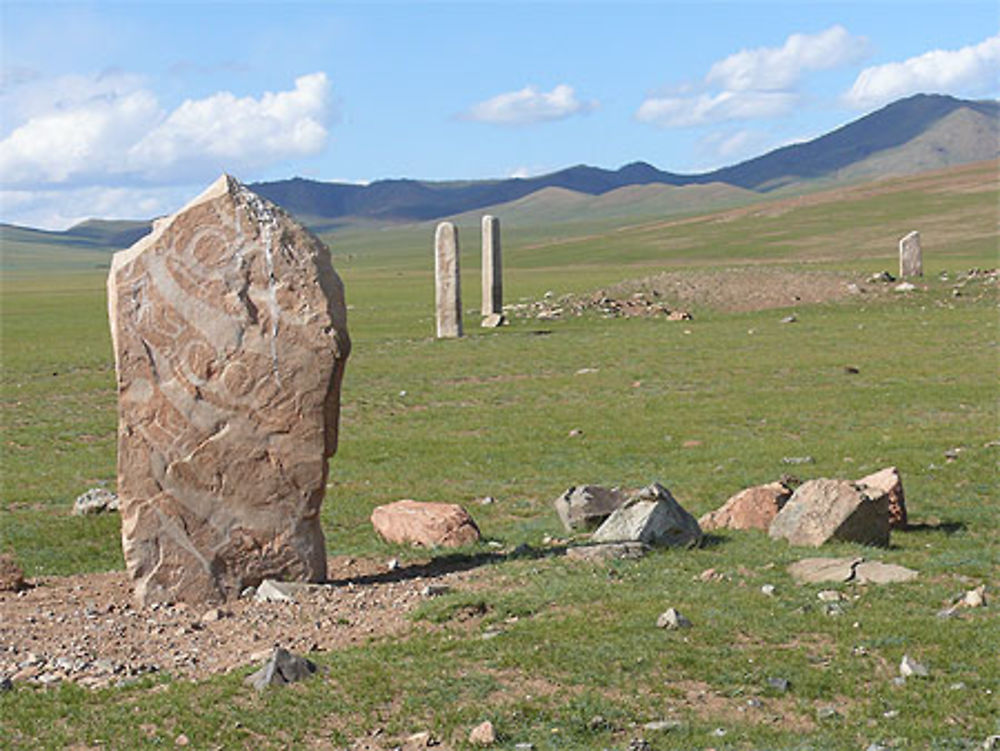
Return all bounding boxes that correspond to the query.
[0,71,333,189]
[637,90,797,128]
[462,84,597,125]
[638,25,868,128]
[1,184,193,230]
[844,33,1000,108]
[707,25,869,92]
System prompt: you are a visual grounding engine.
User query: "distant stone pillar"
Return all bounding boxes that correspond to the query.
[435,222,462,338]
[481,215,502,316]
[899,231,922,278]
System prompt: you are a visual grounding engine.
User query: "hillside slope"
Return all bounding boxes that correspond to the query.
[252,94,998,224]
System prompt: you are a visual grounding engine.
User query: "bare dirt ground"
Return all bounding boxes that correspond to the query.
[0,555,486,689]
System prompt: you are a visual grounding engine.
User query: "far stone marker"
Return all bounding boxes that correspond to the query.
[481,215,502,317]
[899,230,922,277]
[435,221,462,338]
[107,174,350,605]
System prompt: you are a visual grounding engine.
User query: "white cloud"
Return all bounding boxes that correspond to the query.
[707,25,869,92]
[463,84,597,125]
[128,73,330,179]
[1,184,194,230]
[845,33,1000,108]
[638,25,868,128]
[637,90,797,128]
[0,71,333,189]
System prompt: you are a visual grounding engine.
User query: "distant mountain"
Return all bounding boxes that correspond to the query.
[252,94,998,226]
[699,94,1000,190]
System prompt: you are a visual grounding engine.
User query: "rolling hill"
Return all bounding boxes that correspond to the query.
[251,93,998,225]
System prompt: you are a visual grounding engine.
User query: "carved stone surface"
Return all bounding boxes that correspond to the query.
[107,175,350,605]
[435,222,462,338]
[481,215,502,316]
[899,230,922,277]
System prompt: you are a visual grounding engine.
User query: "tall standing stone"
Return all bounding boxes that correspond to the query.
[435,222,462,338]
[107,174,350,605]
[481,215,502,317]
[899,231,922,278]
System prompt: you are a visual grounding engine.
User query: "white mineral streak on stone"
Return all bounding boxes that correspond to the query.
[899,230,922,278]
[481,215,502,316]
[435,222,462,338]
[108,174,349,605]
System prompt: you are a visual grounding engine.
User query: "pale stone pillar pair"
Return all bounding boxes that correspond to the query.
[434,215,502,338]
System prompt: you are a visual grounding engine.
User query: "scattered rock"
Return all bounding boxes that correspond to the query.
[656,608,692,630]
[469,720,496,746]
[71,488,119,516]
[857,466,907,529]
[0,553,25,592]
[478,496,496,505]
[817,590,844,602]
[962,585,987,608]
[254,579,311,604]
[0,676,12,692]
[420,584,450,598]
[767,677,790,693]
[760,584,776,596]
[370,500,481,548]
[868,271,895,283]
[894,281,916,292]
[780,315,797,324]
[568,428,583,438]
[402,731,434,750]
[983,735,1000,750]
[480,313,507,328]
[768,478,890,547]
[592,483,702,548]
[698,481,792,531]
[816,706,840,720]
[899,654,929,679]
[244,647,317,692]
[643,720,682,732]
[108,175,350,605]
[565,542,649,562]
[788,557,861,584]
[853,560,918,584]
[554,485,626,532]
[781,456,814,465]
[200,607,228,623]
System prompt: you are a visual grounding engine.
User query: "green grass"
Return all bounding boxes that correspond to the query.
[1,163,998,749]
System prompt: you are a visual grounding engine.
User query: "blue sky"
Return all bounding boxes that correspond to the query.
[1,0,997,228]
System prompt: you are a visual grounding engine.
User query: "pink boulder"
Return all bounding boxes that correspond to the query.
[699,481,792,531]
[371,500,481,548]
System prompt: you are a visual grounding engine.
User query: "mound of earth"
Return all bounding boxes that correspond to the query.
[0,556,481,689]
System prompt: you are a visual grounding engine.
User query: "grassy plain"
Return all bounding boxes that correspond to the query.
[1,161,998,749]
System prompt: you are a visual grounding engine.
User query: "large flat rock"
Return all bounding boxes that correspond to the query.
[108,175,350,605]
[768,478,889,548]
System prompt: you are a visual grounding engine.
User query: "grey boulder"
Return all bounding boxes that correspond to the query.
[592,483,702,548]
[769,478,890,547]
[554,485,625,532]
[245,647,316,692]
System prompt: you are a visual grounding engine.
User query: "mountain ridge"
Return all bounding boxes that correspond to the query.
[251,93,998,225]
